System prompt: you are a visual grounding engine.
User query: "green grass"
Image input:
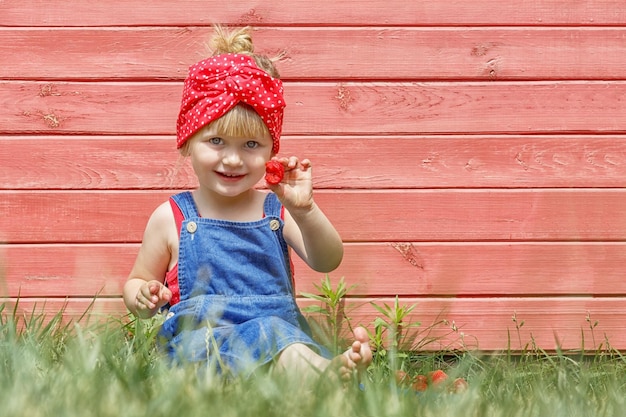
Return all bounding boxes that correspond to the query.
[2,303,626,417]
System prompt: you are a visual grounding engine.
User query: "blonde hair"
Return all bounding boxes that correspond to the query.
[210,25,280,78]
[180,26,280,156]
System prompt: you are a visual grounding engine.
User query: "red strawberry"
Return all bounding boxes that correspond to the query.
[412,374,428,392]
[429,370,448,386]
[451,377,469,393]
[395,370,411,386]
[265,160,284,185]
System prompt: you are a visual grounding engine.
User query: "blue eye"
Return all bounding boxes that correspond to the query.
[209,137,223,145]
[246,141,259,149]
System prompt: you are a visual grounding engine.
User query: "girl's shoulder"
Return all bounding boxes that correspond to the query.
[144,200,178,238]
[152,199,176,221]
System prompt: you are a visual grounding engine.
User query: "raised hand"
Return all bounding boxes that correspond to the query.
[266,156,314,212]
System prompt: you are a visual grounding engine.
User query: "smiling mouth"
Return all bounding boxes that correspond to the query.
[217,171,245,180]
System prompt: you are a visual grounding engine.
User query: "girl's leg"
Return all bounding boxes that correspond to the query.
[275,326,372,381]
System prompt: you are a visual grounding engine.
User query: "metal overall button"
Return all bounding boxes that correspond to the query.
[269,219,280,231]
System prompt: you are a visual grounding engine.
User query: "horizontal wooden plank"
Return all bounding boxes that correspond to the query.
[310,243,626,297]
[2,135,626,190]
[4,243,626,298]
[3,296,625,351]
[285,135,626,189]
[1,0,625,26]
[1,190,625,243]
[319,297,626,352]
[0,136,197,190]
[4,27,626,81]
[1,244,135,298]
[2,81,626,135]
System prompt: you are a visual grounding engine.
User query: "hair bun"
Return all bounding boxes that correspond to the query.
[210,25,254,55]
[208,25,280,78]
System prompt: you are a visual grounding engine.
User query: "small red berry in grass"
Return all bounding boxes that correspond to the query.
[395,370,411,386]
[412,375,428,392]
[265,160,284,185]
[451,377,469,393]
[429,370,448,386]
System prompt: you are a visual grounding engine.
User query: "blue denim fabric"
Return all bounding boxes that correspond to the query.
[158,191,329,376]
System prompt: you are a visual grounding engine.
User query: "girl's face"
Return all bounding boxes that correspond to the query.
[188,125,273,198]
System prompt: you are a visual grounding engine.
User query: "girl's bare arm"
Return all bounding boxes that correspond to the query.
[269,156,343,272]
[123,202,175,318]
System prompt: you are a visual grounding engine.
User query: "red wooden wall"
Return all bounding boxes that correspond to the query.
[1,0,626,352]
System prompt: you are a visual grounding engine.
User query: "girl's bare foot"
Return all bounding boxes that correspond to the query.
[275,326,373,383]
[327,326,373,381]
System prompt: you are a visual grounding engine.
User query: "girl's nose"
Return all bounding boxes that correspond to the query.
[221,149,243,166]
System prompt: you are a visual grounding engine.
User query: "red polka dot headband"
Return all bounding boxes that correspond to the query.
[176,53,286,153]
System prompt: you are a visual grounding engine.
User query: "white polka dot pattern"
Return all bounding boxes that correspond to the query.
[176,53,286,153]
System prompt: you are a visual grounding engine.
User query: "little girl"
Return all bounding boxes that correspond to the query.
[123,26,371,381]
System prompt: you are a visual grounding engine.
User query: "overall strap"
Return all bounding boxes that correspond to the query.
[171,191,199,219]
[169,192,197,237]
[169,198,185,237]
[165,192,196,306]
[263,192,285,220]
[264,192,294,285]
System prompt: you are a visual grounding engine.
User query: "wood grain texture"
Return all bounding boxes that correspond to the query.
[2,81,626,135]
[4,243,626,298]
[4,296,625,351]
[1,244,135,298]
[2,0,626,352]
[2,135,625,190]
[1,190,625,244]
[3,27,626,81]
[1,0,625,26]
[0,136,196,190]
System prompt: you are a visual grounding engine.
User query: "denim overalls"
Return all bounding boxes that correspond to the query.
[158,191,328,376]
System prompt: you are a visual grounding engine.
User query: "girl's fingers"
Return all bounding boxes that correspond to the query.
[136,294,153,311]
[160,286,173,303]
[137,281,167,310]
[284,156,297,169]
[295,158,312,170]
[272,156,312,172]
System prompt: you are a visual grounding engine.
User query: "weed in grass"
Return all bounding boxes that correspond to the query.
[302,277,472,386]
[300,275,356,355]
